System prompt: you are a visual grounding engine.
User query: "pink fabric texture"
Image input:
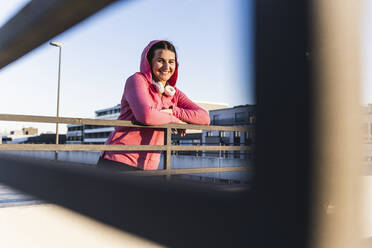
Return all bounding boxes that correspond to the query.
[103,40,210,170]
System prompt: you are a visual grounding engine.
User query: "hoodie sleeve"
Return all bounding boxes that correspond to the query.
[124,74,181,125]
[172,90,210,125]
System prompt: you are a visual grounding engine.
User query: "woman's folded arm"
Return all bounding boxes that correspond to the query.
[124,73,181,125]
[172,90,210,125]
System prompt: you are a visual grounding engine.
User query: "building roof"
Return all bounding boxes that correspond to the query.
[95,104,120,114]
[209,104,256,113]
[193,101,229,112]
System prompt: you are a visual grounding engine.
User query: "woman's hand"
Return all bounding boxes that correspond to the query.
[172,129,186,137]
[161,108,186,134]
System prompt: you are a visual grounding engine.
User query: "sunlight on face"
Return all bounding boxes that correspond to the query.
[151,49,176,85]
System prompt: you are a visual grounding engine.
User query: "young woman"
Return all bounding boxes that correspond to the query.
[97,40,210,171]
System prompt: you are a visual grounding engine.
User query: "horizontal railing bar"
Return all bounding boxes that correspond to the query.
[0,144,252,151]
[121,166,252,176]
[0,114,144,128]
[0,114,252,131]
[0,144,166,151]
[171,145,251,151]
[0,0,120,70]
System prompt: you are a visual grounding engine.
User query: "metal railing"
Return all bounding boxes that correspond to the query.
[0,113,252,176]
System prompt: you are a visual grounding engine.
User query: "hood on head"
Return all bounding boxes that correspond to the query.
[140,40,178,87]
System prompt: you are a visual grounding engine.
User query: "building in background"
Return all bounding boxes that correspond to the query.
[66,102,229,146]
[12,127,38,136]
[1,127,67,144]
[202,104,256,159]
[1,127,39,144]
[13,134,66,144]
[66,102,255,158]
[66,104,120,145]
[170,102,228,155]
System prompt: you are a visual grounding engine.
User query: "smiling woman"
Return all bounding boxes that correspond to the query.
[97,40,210,171]
[148,41,176,85]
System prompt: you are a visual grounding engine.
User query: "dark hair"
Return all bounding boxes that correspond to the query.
[147,40,177,67]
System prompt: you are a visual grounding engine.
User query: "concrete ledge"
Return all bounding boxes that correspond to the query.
[0,204,163,248]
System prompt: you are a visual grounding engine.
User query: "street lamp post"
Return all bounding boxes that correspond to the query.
[50,41,62,147]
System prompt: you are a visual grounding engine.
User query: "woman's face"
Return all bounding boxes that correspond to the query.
[151,49,176,85]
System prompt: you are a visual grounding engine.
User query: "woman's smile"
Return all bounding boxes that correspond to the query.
[151,49,176,85]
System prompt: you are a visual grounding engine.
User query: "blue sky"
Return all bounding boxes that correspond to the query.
[0,0,253,133]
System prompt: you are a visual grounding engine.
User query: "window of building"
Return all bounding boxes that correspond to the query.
[212,115,219,125]
[180,140,193,145]
[235,111,248,122]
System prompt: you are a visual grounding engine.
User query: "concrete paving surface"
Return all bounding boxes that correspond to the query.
[0,184,163,248]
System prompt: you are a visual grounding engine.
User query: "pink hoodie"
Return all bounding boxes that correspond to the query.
[103,40,210,170]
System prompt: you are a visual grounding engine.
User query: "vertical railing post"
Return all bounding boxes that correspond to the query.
[164,127,172,178]
[219,142,221,158]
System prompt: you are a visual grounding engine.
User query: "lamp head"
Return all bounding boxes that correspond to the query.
[49,41,62,47]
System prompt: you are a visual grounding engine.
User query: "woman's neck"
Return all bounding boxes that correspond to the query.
[154,79,166,87]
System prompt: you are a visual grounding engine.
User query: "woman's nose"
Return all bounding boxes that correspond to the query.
[162,62,170,70]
